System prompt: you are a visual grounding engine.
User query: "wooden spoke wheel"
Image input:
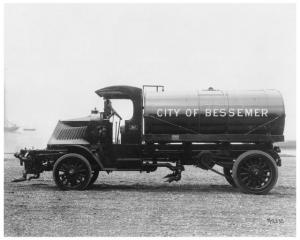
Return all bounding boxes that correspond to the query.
[223,167,237,188]
[232,150,278,194]
[53,153,92,190]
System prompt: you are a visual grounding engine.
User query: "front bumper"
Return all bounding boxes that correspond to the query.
[13,148,64,182]
[13,149,42,182]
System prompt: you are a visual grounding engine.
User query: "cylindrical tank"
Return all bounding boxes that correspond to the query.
[143,89,285,135]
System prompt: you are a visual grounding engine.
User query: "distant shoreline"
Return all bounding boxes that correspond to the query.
[277,140,296,149]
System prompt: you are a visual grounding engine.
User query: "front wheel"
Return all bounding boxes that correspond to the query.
[232,150,278,195]
[53,153,92,190]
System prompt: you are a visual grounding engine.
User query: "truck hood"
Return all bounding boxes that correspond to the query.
[47,116,95,146]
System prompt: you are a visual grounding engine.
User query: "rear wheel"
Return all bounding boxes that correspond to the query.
[53,153,92,190]
[232,150,278,194]
[223,167,237,188]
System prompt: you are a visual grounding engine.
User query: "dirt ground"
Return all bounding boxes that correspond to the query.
[4,155,296,237]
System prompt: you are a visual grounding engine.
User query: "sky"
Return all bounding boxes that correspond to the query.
[4,3,296,142]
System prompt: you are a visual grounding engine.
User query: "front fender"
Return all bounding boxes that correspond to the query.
[64,145,104,170]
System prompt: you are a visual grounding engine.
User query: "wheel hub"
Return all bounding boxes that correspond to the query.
[252,168,259,175]
[249,165,261,176]
[68,168,75,175]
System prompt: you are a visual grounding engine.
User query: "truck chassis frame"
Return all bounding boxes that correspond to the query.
[14,140,281,194]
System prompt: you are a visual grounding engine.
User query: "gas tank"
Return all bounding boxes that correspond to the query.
[143,89,285,136]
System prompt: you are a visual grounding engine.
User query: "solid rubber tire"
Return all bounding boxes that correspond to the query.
[88,170,99,187]
[232,150,278,195]
[53,153,92,190]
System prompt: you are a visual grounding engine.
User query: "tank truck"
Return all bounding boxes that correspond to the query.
[14,85,285,194]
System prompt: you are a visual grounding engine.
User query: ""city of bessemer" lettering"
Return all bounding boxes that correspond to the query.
[156,108,268,118]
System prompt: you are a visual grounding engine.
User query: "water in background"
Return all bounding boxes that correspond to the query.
[4,129,50,157]
[281,149,296,157]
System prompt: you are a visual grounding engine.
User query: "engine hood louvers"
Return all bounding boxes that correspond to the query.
[48,121,89,145]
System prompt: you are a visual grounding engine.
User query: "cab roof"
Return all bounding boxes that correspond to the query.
[95,85,142,99]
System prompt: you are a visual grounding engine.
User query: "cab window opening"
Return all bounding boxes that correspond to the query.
[103,99,133,144]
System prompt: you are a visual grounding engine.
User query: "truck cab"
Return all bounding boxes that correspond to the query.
[95,85,143,145]
[94,86,144,170]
